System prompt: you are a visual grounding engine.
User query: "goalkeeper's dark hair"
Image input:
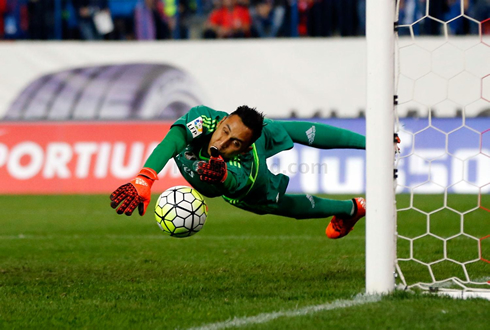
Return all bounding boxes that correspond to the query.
[230,105,265,145]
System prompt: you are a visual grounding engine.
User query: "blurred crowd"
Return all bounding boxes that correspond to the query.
[399,0,490,35]
[0,0,489,40]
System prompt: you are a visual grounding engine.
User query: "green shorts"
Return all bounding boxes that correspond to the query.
[222,170,290,215]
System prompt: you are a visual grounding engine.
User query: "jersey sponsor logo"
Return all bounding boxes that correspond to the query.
[186,117,203,138]
[306,126,316,145]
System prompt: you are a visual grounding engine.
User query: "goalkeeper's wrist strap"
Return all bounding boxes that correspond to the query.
[220,169,228,183]
[138,168,159,181]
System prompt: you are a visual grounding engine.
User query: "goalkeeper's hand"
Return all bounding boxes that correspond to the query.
[197,147,228,183]
[110,168,158,216]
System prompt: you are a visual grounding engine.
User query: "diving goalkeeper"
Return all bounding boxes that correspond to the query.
[110,105,366,239]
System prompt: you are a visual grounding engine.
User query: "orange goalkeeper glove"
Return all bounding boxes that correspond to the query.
[110,168,158,216]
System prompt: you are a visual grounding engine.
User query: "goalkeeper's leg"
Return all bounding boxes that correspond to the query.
[234,194,357,219]
[249,194,366,239]
[274,194,354,219]
[273,194,366,239]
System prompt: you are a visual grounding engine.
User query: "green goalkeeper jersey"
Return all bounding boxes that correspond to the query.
[145,105,365,216]
[146,105,365,209]
[169,105,294,205]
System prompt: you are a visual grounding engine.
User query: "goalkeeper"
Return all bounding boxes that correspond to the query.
[110,105,366,239]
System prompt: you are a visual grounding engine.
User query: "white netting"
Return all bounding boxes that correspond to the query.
[394,0,490,294]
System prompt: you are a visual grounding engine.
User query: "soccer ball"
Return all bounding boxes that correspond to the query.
[154,186,208,238]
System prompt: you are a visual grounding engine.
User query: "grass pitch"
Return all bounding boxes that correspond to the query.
[0,194,489,329]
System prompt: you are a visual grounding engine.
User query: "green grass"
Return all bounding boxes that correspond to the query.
[0,194,489,329]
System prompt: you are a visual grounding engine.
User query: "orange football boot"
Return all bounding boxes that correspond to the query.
[326,198,366,239]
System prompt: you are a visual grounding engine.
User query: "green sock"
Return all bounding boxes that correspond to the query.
[278,121,365,149]
[274,194,353,220]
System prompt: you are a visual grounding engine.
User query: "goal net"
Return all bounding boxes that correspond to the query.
[393,0,490,297]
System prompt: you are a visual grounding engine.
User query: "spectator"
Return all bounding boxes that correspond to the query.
[305,0,330,37]
[468,0,490,34]
[134,0,170,40]
[163,0,191,39]
[445,0,470,35]
[196,0,217,15]
[108,0,138,40]
[2,0,29,39]
[202,0,252,38]
[337,0,357,36]
[297,0,312,36]
[305,0,357,37]
[27,0,55,40]
[398,0,424,35]
[357,0,365,35]
[72,0,112,40]
[62,0,82,39]
[0,0,6,38]
[249,0,285,38]
[422,0,447,35]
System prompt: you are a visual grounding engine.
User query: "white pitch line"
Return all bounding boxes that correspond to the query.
[0,234,364,241]
[187,294,381,330]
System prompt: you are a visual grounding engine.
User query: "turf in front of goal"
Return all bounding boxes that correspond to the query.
[0,194,488,329]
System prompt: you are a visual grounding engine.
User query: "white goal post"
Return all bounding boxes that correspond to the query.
[366,0,397,294]
[366,0,490,297]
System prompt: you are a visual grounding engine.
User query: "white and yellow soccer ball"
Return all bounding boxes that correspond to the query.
[154,186,208,238]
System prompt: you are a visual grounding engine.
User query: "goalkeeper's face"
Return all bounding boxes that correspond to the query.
[208,115,254,159]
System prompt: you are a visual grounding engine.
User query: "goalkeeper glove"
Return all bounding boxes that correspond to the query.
[110,167,158,216]
[196,147,228,183]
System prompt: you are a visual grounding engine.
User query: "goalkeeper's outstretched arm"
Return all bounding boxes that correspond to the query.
[110,126,188,216]
[143,126,188,173]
